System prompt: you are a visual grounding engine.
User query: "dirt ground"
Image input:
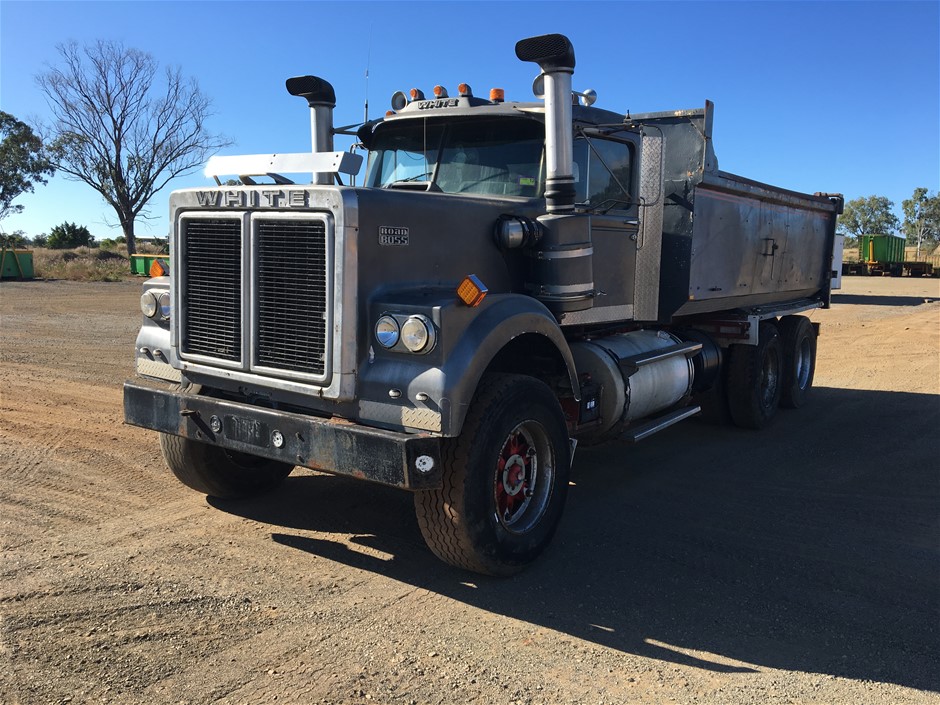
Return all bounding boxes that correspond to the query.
[1,275,938,705]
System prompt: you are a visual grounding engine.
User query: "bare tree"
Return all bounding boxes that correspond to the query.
[37,41,231,254]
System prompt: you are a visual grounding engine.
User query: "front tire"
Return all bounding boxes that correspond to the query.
[414,374,571,576]
[160,433,294,499]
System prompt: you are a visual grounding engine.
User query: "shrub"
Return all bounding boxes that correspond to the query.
[47,221,94,249]
[32,246,129,281]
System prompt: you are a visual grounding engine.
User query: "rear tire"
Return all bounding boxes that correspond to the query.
[414,374,571,576]
[778,315,817,409]
[726,321,783,430]
[160,433,294,499]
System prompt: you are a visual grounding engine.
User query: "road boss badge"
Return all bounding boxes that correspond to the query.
[379,226,409,246]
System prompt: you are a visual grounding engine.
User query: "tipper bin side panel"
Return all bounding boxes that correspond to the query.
[684,187,830,305]
[669,173,836,317]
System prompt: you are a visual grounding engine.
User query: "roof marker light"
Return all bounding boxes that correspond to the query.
[409,88,426,101]
[457,83,472,98]
[433,85,448,98]
[489,88,505,103]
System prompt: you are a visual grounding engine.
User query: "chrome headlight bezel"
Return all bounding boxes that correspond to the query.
[140,291,158,318]
[401,315,436,354]
[157,291,171,320]
[375,315,401,349]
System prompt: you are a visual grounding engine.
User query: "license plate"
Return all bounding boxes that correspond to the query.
[223,415,269,447]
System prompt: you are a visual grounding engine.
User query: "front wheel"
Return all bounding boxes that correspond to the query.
[160,433,294,499]
[414,374,571,576]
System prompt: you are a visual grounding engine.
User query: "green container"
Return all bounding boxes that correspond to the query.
[131,254,169,276]
[0,249,34,279]
[859,234,905,263]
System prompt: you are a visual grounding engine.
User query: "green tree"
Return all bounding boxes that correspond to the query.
[901,188,940,258]
[36,41,230,255]
[48,221,94,249]
[0,229,30,248]
[0,111,55,221]
[837,195,900,238]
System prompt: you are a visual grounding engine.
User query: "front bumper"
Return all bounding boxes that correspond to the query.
[124,380,443,490]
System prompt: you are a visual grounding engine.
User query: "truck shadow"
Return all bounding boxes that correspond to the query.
[210,386,940,692]
[831,293,938,306]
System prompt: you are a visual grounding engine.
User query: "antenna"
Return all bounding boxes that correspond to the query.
[364,24,373,124]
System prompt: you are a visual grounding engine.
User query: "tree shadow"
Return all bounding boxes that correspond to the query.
[831,293,938,306]
[210,387,940,692]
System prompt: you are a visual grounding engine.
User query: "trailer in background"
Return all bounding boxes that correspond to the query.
[843,234,935,277]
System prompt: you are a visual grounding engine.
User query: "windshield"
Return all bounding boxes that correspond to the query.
[366,118,544,197]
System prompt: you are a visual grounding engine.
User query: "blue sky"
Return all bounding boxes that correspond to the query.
[1,0,937,240]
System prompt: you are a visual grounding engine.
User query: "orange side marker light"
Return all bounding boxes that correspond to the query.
[457,274,488,307]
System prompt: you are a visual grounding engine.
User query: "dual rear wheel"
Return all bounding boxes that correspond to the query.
[726,315,817,429]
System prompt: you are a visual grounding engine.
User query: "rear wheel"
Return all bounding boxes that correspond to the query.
[727,321,783,430]
[160,433,294,499]
[778,315,817,409]
[414,374,571,576]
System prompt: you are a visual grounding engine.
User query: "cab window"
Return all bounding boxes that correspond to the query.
[573,136,634,211]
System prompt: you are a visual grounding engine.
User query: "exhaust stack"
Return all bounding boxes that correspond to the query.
[286,75,336,185]
[516,34,594,315]
[515,34,576,213]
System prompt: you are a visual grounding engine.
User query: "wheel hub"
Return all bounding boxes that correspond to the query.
[495,429,543,528]
[501,454,527,497]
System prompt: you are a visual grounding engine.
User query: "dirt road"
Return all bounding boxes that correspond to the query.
[1,276,938,705]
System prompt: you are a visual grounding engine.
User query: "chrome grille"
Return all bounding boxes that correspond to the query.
[255,220,328,376]
[181,218,241,361]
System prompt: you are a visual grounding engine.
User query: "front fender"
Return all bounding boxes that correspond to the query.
[440,294,579,435]
[357,293,579,437]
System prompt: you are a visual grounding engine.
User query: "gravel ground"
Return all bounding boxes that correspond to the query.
[0,275,938,705]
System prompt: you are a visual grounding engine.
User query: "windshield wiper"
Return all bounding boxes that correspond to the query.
[392,171,433,184]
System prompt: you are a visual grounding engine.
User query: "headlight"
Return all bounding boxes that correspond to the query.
[401,315,435,353]
[375,315,400,348]
[140,292,158,318]
[157,291,171,320]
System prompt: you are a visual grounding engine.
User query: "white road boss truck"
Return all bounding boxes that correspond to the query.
[125,34,843,575]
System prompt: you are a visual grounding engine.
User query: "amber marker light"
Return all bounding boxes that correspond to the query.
[149,258,168,277]
[433,85,448,98]
[457,274,488,307]
[457,83,472,97]
[409,88,426,101]
[489,88,505,103]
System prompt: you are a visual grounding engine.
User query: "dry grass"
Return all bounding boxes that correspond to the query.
[32,247,129,282]
[29,241,168,282]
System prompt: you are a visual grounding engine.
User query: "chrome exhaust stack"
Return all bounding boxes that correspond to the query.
[515,34,576,213]
[286,75,336,185]
[516,34,593,315]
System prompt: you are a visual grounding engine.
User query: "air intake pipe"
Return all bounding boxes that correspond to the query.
[286,75,336,185]
[516,34,593,315]
[515,34,576,213]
